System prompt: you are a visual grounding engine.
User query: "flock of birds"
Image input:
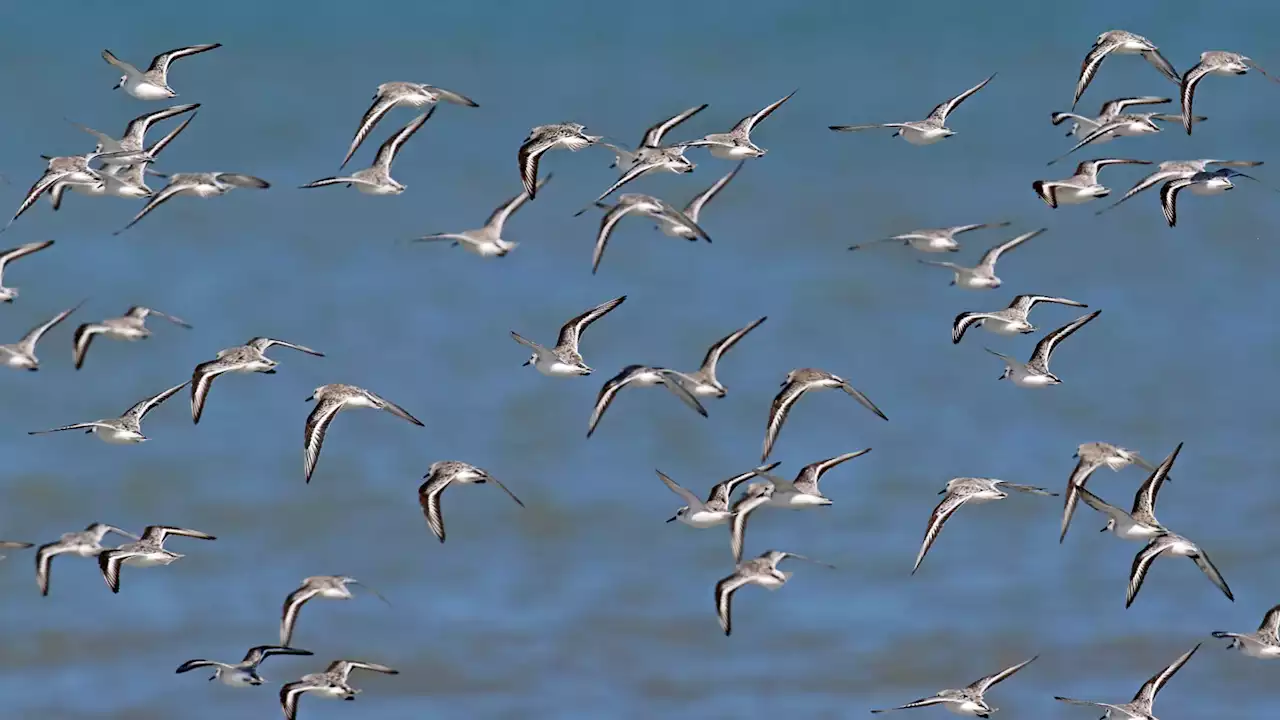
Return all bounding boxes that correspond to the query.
[0,28,1277,719]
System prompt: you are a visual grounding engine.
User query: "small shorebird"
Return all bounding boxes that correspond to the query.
[1159,168,1270,227]
[985,310,1102,388]
[303,384,423,483]
[586,365,707,438]
[341,81,477,168]
[518,122,603,198]
[190,337,324,424]
[653,161,743,240]
[73,306,191,370]
[871,656,1038,717]
[101,44,221,100]
[0,541,33,561]
[53,113,196,210]
[1052,96,1172,142]
[1056,644,1200,718]
[762,368,887,462]
[411,175,550,257]
[6,155,106,230]
[29,380,187,444]
[511,295,626,377]
[714,549,834,636]
[115,171,269,234]
[1059,442,1160,543]
[280,576,389,647]
[1033,159,1151,208]
[658,461,780,528]
[0,301,83,371]
[68,103,199,156]
[1180,51,1279,134]
[850,221,1011,253]
[595,104,706,201]
[952,295,1087,343]
[1126,531,1233,608]
[584,193,710,275]
[679,91,796,159]
[744,450,872,510]
[728,483,775,564]
[913,478,1055,574]
[919,228,1045,290]
[0,240,54,303]
[1074,443,1181,543]
[830,74,994,145]
[1072,31,1178,109]
[605,104,706,171]
[300,110,431,195]
[1212,604,1280,659]
[418,461,524,544]
[280,660,399,720]
[176,646,314,687]
[34,523,138,596]
[98,525,216,593]
[1096,159,1264,215]
[675,315,766,398]
[1046,110,1201,166]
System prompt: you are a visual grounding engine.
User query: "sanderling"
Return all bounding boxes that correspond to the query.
[745,449,872,510]
[871,656,1038,717]
[1059,442,1160,543]
[53,113,196,210]
[0,240,54,303]
[851,221,1011,253]
[585,193,710,274]
[34,523,138,596]
[830,74,994,145]
[606,104,707,170]
[0,541,33,561]
[678,91,796,159]
[98,525,216,594]
[1074,442,1181,543]
[1159,168,1271,227]
[728,483,775,564]
[658,461,781,528]
[280,576,389,647]
[1181,51,1279,134]
[1072,31,1178,109]
[73,306,191,370]
[280,660,399,720]
[102,44,221,100]
[303,383,424,483]
[1052,96,1172,141]
[6,155,106,230]
[114,171,269,234]
[1212,604,1280,659]
[341,81,477,168]
[29,380,188,444]
[1056,644,1200,718]
[418,461,524,544]
[1047,110,1202,166]
[176,645,314,687]
[518,123,603,198]
[762,368,887,462]
[1033,158,1151,208]
[510,295,626,377]
[913,478,1056,574]
[300,110,432,195]
[0,300,83,371]
[190,337,324,424]
[714,549,833,636]
[676,315,766,398]
[1126,531,1233,608]
[586,364,707,438]
[952,294,1087,344]
[71,103,199,152]
[411,175,550,257]
[655,161,743,240]
[985,310,1101,388]
[918,228,1046,290]
[595,104,707,201]
[1096,159,1264,215]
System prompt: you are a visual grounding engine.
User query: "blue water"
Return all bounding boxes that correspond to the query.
[2,2,1279,717]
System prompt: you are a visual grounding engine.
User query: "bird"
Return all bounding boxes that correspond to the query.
[300,110,432,195]
[585,365,707,438]
[176,646,314,687]
[1032,159,1151,208]
[850,221,1011,253]
[72,306,191,370]
[870,656,1038,717]
[6,155,106,230]
[114,171,270,234]
[1051,96,1174,142]
[744,450,872,510]
[658,462,780,528]
[1212,603,1280,659]
[101,44,221,100]
[594,104,707,202]
[190,337,324,424]
[952,295,1088,343]
[303,383,424,483]
[97,525,216,593]
[985,310,1102,388]
[1046,109,1203,166]
[1180,51,1279,134]
[1126,531,1233,608]
[918,228,1046,290]
[728,483,775,563]
[829,74,994,145]
[68,103,199,156]
[0,300,83,371]
[673,315,766,398]
[279,660,399,720]
[0,541,33,561]
[1055,644,1200,718]
[1096,159,1264,215]
[28,380,188,445]
[913,478,1056,574]
[279,576,389,647]
[1059,442,1160,543]
[1071,31,1178,109]
[713,550,834,636]
[585,193,710,274]
[33,523,138,596]
[410,175,550,257]
[0,240,54,303]
[1073,443,1181,543]
[518,123,603,198]
[418,461,524,544]
[510,295,626,377]
[678,90,796,158]
[652,161,744,240]
[1158,168,1270,227]
[340,81,477,168]
[52,113,196,210]
[762,368,887,462]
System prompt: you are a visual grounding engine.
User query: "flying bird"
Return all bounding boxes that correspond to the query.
[1055,644,1200,718]
[762,368,886,462]
[510,295,626,377]
[1071,31,1178,109]
[101,43,222,100]
[830,74,995,145]
[73,306,191,370]
[176,646,314,687]
[303,384,424,483]
[913,478,1056,574]
[280,576,389,647]
[341,81,477,168]
[300,110,432,195]
[418,461,524,544]
[279,660,399,720]
[115,171,269,234]
[190,337,324,424]
[1180,51,1279,134]
[586,365,707,438]
[985,310,1102,388]
[918,228,1046,290]
[679,91,796,158]
[871,656,1038,717]
[952,294,1087,343]
[517,123,603,198]
[29,381,188,444]
[0,300,83,371]
[411,175,550,257]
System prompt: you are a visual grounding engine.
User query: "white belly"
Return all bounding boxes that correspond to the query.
[3,353,35,369]
[955,274,999,290]
[983,318,1027,335]
[1240,640,1280,659]
[911,238,959,252]
[536,360,586,377]
[1113,520,1162,541]
[1190,182,1231,196]
[95,427,144,445]
[900,126,948,145]
[1110,122,1157,137]
[356,183,402,195]
[709,145,755,160]
[218,671,258,687]
[312,686,351,700]
[770,492,830,509]
[124,553,173,568]
[1058,185,1107,204]
[1010,370,1057,388]
[127,81,175,101]
[681,510,729,528]
[945,701,987,716]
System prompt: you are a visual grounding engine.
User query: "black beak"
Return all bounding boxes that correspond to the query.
[521,360,531,366]
[113,81,122,90]
[665,516,677,523]
[263,368,277,374]
[207,675,215,682]
[937,489,946,495]
[27,367,37,372]
[1099,526,1108,532]
[304,395,314,402]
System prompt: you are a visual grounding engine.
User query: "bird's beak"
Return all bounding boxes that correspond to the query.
[207,675,215,682]
[521,359,531,366]
[665,515,677,523]
[304,394,314,402]
[1099,526,1108,532]
[937,489,946,495]
[113,80,122,90]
